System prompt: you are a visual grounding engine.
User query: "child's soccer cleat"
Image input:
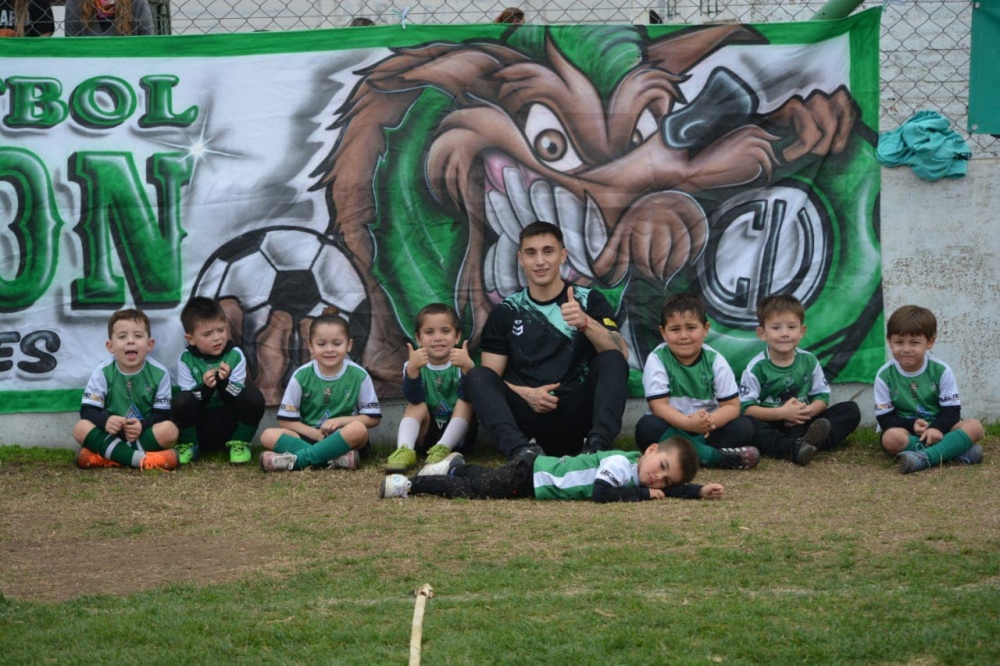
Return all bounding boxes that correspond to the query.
[175,442,200,465]
[379,474,412,499]
[385,447,417,472]
[791,441,817,467]
[717,446,761,470]
[260,451,297,472]
[423,444,453,465]
[225,440,252,465]
[953,444,983,466]
[417,452,464,476]
[897,450,931,474]
[140,449,179,471]
[75,447,121,469]
[331,449,361,470]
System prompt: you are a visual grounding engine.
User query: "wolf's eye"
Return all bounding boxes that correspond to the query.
[631,108,658,147]
[523,104,583,172]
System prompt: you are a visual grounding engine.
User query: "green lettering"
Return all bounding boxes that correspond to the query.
[0,148,63,312]
[70,76,137,129]
[3,77,69,129]
[70,152,192,308]
[140,75,198,127]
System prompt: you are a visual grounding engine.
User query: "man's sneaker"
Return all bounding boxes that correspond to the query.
[380,474,412,499]
[897,450,931,474]
[75,447,121,469]
[140,449,179,471]
[226,440,252,465]
[510,441,544,464]
[581,436,611,455]
[418,452,464,476]
[260,451,297,472]
[953,444,983,466]
[423,444,453,465]
[331,449,361,470]
[175,442,200,465]
[717,446,761,470]
[385,447,417,472]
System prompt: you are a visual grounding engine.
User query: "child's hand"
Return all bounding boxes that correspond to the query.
[105,415,127,435]
[688,410,714,435]
[320,418,345,436]
[450,341,473,371]
[913,418,929,436]
[121,418,142,442]
[781,398,811,425]
[406,343,429,374]
[920,427,944,445]
[216,362,231,382]
[699,483,724,499]
[202,368,218,388]
[648,489,666,500]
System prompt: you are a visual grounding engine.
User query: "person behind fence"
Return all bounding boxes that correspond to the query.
[462,221,630,462]
[634,293,761,470]
[170,296,265,466]
[64,0,153,36]
[493,7,524,23]
[259,306,381,472]
[348,16,374,26]
[380,436,724,502]
[875,305,984,474]
[0,0,54,37]
[73,309,179,471]
[740,294,861,466]
[385,303,478,473]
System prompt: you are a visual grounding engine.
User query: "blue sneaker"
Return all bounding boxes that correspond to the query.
[953,444,983,466]
[897,450,931,474]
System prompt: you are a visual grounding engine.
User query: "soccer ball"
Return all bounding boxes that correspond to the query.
[194,226,369,386]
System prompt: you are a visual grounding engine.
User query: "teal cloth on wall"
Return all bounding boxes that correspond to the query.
[877,110,971,181]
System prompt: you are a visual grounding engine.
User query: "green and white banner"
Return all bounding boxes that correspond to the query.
[0,9,883,412]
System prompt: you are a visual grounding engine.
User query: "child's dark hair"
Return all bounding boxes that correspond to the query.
[107,308,150,338]
[415,303,461,333]
[656,436,700,484]
[180,296,226,334]
[309,306,351,340]
[757,294,805,327]
[886,305,937,340]
[519,220,563,247]
[660,293,707,326]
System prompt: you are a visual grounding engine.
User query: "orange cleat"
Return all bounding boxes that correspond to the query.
[75,447,121,469]
[140,449,179,471]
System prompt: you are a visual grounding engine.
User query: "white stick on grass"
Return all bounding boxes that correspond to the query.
[409,584,434,666]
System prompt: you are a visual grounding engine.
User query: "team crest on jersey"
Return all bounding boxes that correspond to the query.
[126,403,143,420]
[512,319,524,336]
[323,387,332,405]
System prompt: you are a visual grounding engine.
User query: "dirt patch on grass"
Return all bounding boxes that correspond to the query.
[1,439,997,602]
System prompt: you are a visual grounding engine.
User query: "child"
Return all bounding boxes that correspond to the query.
[381,436,724,502]
[385,303,477,473]
[171,296,265,465]
[635,293,761,470]
[875,305,984,474]
[740,294,861,465]
[73,309,179,470]
[259,307,381,472]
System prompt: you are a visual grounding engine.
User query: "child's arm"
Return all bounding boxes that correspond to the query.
[321,414,381,435]
[710,396,741,429]
[744,398,813,423]
[401,360,427,405]
[647,396,712,434]
[280,418,324,442]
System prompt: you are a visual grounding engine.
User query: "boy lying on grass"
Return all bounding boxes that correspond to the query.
[380,436,724,502]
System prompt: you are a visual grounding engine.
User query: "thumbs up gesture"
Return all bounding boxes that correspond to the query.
[560,286,589,331]
[450,340,474,372]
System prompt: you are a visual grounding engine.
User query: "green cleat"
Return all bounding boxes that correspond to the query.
[424,444,453,465]
[385,447,417,472]
[226,440,252,465]
[175,442,199,465]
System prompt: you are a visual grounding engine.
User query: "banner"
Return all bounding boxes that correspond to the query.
[0,10,883,412]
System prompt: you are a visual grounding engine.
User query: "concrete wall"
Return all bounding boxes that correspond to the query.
[2,159,997,449]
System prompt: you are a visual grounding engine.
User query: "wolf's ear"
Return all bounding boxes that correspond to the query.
[646,24,767,75]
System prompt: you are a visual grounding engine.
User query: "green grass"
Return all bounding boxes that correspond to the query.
[1,428,999,664]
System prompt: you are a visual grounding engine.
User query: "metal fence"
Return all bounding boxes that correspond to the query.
[60,0,998,157]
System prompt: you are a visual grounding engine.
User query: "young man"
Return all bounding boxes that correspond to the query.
[463,221,630,460]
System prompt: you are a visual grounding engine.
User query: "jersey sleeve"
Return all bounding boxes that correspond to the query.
[642,352,670,401]
[81,364,109,410]
[591,454,647,503]
[356,373,382,418]
[712,354,739,403]
[228,348,249,387]
[873,371,894,418]
[937,366,961,408]
[582,288,618,332]
[176,354,197,391]
[153,370,172,412]
[401,362,426,404]
[806,356,831,404]
[479,304,510,356]
[277,375,304,421]
[739,365,762,411]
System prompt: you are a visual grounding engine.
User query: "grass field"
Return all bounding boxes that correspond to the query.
[1,428,999,664]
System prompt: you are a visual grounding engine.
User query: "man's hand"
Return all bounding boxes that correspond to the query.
[519,382,561,413]
[560,287,589,331]
[699,483,724,500]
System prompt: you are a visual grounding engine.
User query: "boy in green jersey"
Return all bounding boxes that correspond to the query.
[740,294,861,466]
[380,436,724,502]
[875,305,984,474]
[73,309,180,470]
[172,297,265,464]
